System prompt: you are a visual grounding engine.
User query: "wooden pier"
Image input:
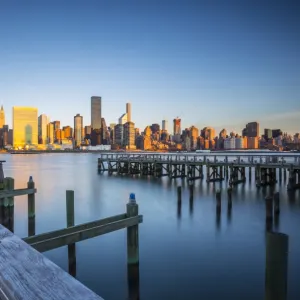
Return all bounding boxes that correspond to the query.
[98,153,300,190]
[0,161,143,299]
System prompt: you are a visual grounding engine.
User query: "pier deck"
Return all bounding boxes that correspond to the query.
[98,153,300,189]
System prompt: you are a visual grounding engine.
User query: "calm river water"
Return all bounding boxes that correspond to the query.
[2,153,300,300]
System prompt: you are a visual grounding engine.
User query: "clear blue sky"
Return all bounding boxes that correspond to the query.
[0,0,299,134]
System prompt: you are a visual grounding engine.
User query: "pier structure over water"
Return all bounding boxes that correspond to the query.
[98,153,300,190]
[0,161,142,299]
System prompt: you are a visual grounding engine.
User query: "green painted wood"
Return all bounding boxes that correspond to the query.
[0,188,36,198]
[24,213,127,245]
[26,215,143,253]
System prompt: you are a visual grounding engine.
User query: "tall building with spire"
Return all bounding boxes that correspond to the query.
[0,105,5,128]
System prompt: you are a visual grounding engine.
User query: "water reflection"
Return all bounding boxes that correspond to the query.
[127,263,140,300]
[2,154,300,300]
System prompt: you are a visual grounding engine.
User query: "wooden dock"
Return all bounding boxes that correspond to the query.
[0,224,104,300]
[97,153,300,189]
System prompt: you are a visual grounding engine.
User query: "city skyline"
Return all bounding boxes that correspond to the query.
[0,103,299,137]
[0,1,299,133]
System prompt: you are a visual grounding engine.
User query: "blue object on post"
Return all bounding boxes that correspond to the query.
[129,193,136,204]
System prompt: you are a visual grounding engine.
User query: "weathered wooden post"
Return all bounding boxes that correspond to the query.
[0,161,5,224]
[227,187,232,211]
[249,167,252,181]
[265,196,273,231]
[127,193,140,300]
[265,232,289,300]
[127,193,139,266]
[66,190,76,277]
[189,183,194,216]
[216,189,221,229]
[177,186,182,203]
[27,176,35,237]
[274,192,280,215]
[3,177,14,231]
[279,167,282,182]
[283,168,287,181]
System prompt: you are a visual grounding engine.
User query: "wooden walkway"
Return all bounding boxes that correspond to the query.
[0,224,104,300]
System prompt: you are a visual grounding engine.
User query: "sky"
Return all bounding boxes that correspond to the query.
[0,0,299,135]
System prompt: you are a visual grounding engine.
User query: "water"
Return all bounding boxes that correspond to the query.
[2,153,300,300]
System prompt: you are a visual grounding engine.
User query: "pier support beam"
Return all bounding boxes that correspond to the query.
[127,194,139,266]
[3,178,14,232]
[66,190,76,277]
[28,176,35,237]
[265,232,289,300]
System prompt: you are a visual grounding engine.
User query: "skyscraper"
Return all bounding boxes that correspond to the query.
[47,122,54,144]
[0,105,5,128]
[74,114,83,147]
[119,113,128,125]
[38,114,49,144]
[162,120,168,131]
[173,118,181,135]
[91,96,101,130]
[243,122,260,138]
[13,107,38,148]
[124,121,136,149]
[126,102,131,122]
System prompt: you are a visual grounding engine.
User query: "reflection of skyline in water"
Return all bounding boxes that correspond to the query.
[1,153,300,300]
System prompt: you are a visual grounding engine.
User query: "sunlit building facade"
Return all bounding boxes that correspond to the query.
[74,114,83,147]
[38,114,49,144]
[13,107,38,148]
[91,96,101,130]
[0,105,5,128]
[47,122,54,144]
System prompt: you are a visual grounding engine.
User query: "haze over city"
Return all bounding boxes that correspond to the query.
[0,0,299,134]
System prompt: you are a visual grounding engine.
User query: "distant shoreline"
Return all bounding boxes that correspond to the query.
[1,149,299,155]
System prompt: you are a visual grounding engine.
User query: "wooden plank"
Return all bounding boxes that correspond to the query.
[24,213,127,245]
[0,188,37,198]
[27,215,143,253]
[0,224,104,300]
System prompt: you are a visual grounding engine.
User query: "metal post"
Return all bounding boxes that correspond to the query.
[265,232,289,300]
[127,193,139,266]
[27,176,35,237]
[66,190,76,277]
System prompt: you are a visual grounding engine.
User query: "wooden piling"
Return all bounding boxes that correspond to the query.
[274,192,280,215]
[189,183,194,199]
[27,176,35,237]
[227,187,232,211]
[177,186,182,203]
[3,177,14,232]
[0,162,4,224]
[265,196,273,225]
[216,189,221,214]
[66,190,76,277]
[127,193,139,266]
[265,232,289,300]
[189,183,194,215]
